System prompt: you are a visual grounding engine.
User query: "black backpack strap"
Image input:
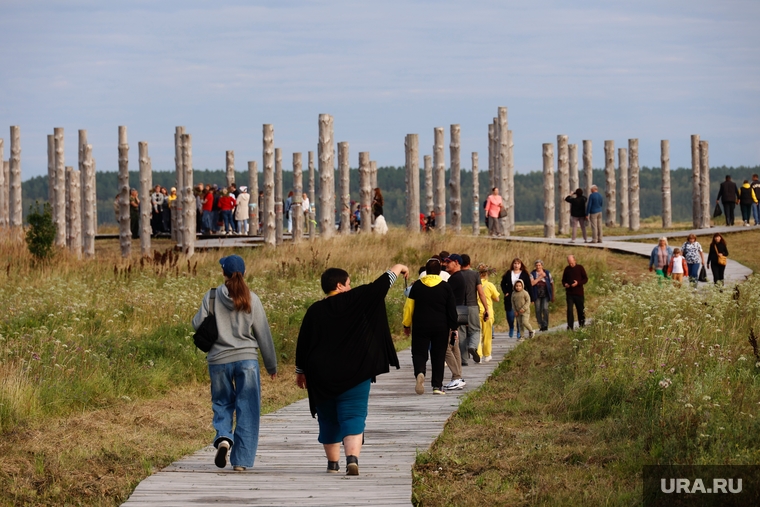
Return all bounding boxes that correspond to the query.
[209,288,216,316]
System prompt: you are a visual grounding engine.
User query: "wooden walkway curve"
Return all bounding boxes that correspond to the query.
[123,226,753,506]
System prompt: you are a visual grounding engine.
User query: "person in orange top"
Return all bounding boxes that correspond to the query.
[484,187,503,236]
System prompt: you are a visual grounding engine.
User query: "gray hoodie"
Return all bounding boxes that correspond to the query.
[192,284,277,373]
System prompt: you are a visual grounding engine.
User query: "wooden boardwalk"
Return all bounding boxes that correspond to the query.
[123,228,753,506]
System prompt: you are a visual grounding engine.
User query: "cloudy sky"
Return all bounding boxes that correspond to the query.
[1,0,758,180]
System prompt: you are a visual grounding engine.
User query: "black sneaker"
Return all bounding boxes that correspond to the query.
[468,347,481,363]
[346,455,359,476]
[327,460,340,473]
[214,440,230,468]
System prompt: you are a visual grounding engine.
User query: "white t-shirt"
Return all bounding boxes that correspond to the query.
[671,255,685,274]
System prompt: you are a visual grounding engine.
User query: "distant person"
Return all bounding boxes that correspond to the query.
[586,185,603,243]
[192,255,277,471]
[372,188,384,219]
[218,188,236,235]
[562,255,588,330]
[530,259,554,331]
[648,237,673,278]
[425,210,436,232]
[500,258,533,339]
[565,188,588,243]
[150,184,165,235]
[738,179,757,226]
[716,175,739,226]
[750,174,760,225]
[484,187,504,236]
[235,186,250,234]
[161,186,171,233]
[295,264,408,476]
[455,254,490,365]
[285,190,294,234]
[129,188,140,239]
[201,187,215,235]
[707,232,729,285]
[476,264,499,361]
[681,234,705,285]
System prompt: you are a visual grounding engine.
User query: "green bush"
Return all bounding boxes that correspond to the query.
[25,201,56,262]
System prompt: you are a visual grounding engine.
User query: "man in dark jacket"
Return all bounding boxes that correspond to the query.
[716,175,739,226]
[561,255,588,330]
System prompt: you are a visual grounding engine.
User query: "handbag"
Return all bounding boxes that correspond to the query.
[713,203,723,218]
[698,265,708,282]
[498,205,508,218]
[456,305,469,325]
[193,289,218,352]
[714,244,727,266]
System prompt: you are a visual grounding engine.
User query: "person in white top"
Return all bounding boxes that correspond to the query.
[667,247,688,288]
[235,186,250,234]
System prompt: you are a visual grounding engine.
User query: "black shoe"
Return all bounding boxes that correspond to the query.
[346,455,359,476]
[461,361,469,366]
[327,460,340,473]
[468,347,481,363]
[214,440,230,468]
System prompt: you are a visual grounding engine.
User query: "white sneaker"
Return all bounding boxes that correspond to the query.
[415,373,425,395]
[483,355,492,362]
[445,378,466,390]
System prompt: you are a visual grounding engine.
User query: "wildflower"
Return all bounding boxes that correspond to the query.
[684,403,694,408]
[738,356,747,362]
[32,353,41,361]
[702,395,711,401]
[659,378,672,389]
[670,367,675,374]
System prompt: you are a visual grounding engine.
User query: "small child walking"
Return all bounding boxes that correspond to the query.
[667,247,688,288]
[511,280,534,340]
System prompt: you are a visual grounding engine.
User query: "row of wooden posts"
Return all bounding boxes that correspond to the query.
[0,114,712,257]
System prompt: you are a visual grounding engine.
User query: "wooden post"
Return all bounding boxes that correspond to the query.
[405,134,420,233]
[275,147,283,245]
[67,167,82,258]
[118,126,131,258]
[507,129,515,231]
[691,134,701,228]
[488,123,495,190]
[247,161,258,237]
[83,143,95,257]
[628,138,640,231]
[262,124,275,247]
[318,114,335,240]
[9,126,21,230]
[359,152,372,233]
[47,135,54,221]
[54,128,66,247]
[424,155,433,216]
[308,151,316,241]
[433,127,446,232]
[557,134,569,235]
[604,140,616,227]
[492,118,498,189]
[139,142,152,256]
[225,150,235,188]
[173,127,185,245]
[370,160,378,193]
[292,153,303,243]
[181,133,195,257]
[65,164,71,245]
[338,141,351,234]
[569,144,579,194]
[472,152,479,236]
[583,140,593,198]
[497,107,509,236]
[78,130,87,238]
[618,147,629,228]
[543,143,555,238]
[661,140,672,228]
[449,124,461,233]
[699,141,710,228]
[700,140,711,228]
[2,161,8,228]
[0,139,4,228]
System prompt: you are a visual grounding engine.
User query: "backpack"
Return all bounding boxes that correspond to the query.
[193,289,218,352]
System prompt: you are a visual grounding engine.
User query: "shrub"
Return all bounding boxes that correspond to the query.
[25,201,56,262]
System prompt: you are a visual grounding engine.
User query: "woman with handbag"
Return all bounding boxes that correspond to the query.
[500,258,534,338]
[707,233,729,285]
[484,187,504,236]
[192,255,278,471]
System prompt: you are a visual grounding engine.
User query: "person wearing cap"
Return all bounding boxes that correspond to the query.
[192,255,277,471]
[402,258,458,395]
[295,263,408,476]
[476,264,499,362]
[530,260,554,331]
[235,186,250,235]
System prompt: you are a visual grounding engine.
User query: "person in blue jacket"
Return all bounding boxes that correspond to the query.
[586,185,604,243]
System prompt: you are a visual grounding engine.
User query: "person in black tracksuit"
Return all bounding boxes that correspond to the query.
[716,176,739,226]
[565,188,588,242]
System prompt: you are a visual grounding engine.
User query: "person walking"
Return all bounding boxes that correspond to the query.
[738,179,757,226]
[476,264,499,362]
[500,258,533,338]
[484,187,504,236]
[565,188,588,243]
[150,184,165,235]
[511,280,534,341]
[129,188,140,239]
[530,260,554,331]
[667,247,688,288]
[648,237,673,278]
[586,185,603,243]
[295,264,408,476]
[192,255,277,471]
[681,234,705,285]
[706,233,729,285]
[201,186,214,235]
[751,174,760,226]
[402,258,458,395]
[716,175,739,226]
[447,254,489,366]
[372,188,384,220]
[218,188,237,235]
[235,186,250,234]
[562,255,588,330]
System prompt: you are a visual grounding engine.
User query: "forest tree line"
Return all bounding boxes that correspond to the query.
[20,165,760,227]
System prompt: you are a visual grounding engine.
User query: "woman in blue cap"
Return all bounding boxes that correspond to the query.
[192,255,278,471]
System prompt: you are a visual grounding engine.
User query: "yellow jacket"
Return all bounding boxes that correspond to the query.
[402,274,443,327]
[478,279,499,322]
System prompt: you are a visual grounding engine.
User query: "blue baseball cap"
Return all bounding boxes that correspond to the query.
[219,255,246,276]
[444,254,463,265]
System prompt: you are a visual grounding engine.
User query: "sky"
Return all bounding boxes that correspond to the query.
[1,0,759,181]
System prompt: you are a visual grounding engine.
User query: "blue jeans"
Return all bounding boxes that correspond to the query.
[209,359,261,468]
[221,209,234,232]
[505,304,520,338]
[535,297,549,330]
[237,219,248,234]
[753,202,760,225]
[687,263,700,283]
[201,210,214,234]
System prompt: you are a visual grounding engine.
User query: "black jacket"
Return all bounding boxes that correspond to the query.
[717,180,738,203]
[707,241,729,269]
[565,195,588,218]
[500,270,534,310]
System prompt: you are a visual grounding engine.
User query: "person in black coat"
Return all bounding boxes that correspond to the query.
[716,175,739,226]
[500,258,534,338]
[565,188,588,243]
[706,232,729,285]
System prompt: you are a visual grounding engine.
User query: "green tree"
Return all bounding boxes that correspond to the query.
[25,201,57,263]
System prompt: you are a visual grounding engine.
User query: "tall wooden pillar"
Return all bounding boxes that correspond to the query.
[318,114,335,240]
[308,151,316,241]
[507,129,515,231]
[293,154,303,243]
[262,124,275,247]
[583,140,593,198]
[138,142,152,256]
[359,152,372,233]
[226,150,235,188]
[488,124,495,190]
[118,126,131,258]
[82,143,95,257]
[174,127,185,246]
[405,134,420,233]
[690,134,701,228]
[497,107,509,236]
[604,140,616,227]
[181,133,195,257]
[543,143,555,238]
[9,126,21,230]
[618,147,629,228]
[247,161,258,237]
[699,140,711,228]
[275,147,283,245]
[0,139,5,228]
[338,141,351,234]
[449,124,461,233]
[661,140,672,228]
[472,152,479,236]
[433,127,446,232]
[424,155,433,216]
[67,167,82,259]
[569,144,579,194]
[54,128,66,247]
[629,138,640,231]
[557,135,569,235]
